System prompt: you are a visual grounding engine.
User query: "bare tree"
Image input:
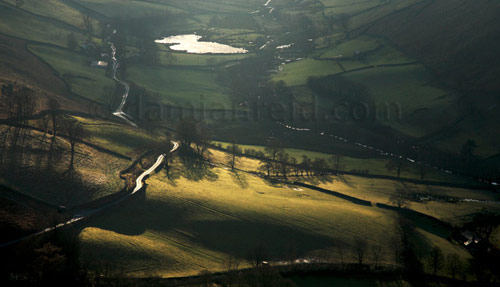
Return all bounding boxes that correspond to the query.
[36,115,50,144]
[352,237,368,265]
[428,246,445,276]
[289,157,299,176]
[246,244,269,268]
[300,155,311,176]
[162,133,174,178]
[330,154,346,174]
[371,245,384,269]
[385,157,408,178]
[101,87,117,112]
[1,83,15,118]
[61,118,87,171]
[390,236,402,268]
[337,241,345,269]
[277,150,290,178]
[446,253,462,279]
[312,158,328,176]
[259,158,272,176]
[415,162,427,180]
[390,188,411,208]
[48,99,61,139]
[264,138,283,163]
[81,12,93,35]
[226,142,241,170]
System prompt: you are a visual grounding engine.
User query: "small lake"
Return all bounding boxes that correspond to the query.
[155,34,248,54]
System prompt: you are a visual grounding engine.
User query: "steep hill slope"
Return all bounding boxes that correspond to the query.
[365,0,500,94]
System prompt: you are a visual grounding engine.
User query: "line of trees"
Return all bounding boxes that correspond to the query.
[221,138,347,178]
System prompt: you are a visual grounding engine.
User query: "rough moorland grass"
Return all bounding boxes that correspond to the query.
[80,163,470,277]
[272,59,344,86]
[126,64,230,107]
[0,2,86,47]
[3,0,99,29]
[28,44,116,103]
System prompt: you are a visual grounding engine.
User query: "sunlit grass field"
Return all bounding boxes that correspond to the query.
[79,161,472,277]
[272,59,344,86]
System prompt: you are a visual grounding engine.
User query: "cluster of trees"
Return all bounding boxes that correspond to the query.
[256,140,346,178]
[175,119,211,162]
[220,138,347,178]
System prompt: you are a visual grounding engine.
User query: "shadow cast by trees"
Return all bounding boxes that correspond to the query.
[230,169,248,189]
[0,137,101,207]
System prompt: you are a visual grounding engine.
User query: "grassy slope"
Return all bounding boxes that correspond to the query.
[3,0,99,28]
[0,124,128,207]
[0,2,86,47]
[211,141,470,183]
[126,64,229,106]
[28,44,116,103]
[76,117,160,156]
[158,50,251,67]
[80,162,471,277]
[316,176,500,226]
[341,64,457,137]
[272,59,344,86]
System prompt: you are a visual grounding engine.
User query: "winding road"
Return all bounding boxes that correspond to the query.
[1,30,180,248]
[106,29,137,127]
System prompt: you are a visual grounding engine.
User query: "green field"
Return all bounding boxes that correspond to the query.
[28,44,116,103]
[340,64,457,137]
[320,35,380,59]
[272,59,344,86]
[3,0,99,29]
[0,2,86,47]
[76,0,187,18]
[126,64,230,107]
[158,50,251,67]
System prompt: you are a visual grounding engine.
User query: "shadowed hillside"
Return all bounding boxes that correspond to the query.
[365,0,500,94]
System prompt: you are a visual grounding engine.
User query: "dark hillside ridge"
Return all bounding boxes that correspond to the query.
[364,0,500,94]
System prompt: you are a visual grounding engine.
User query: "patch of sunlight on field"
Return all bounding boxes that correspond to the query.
[80,227,227,278]
[416,228,472,265]
[80,167,401,277]
[272,59,343,86]
[317,176,500,225]
[74,117,159,156]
